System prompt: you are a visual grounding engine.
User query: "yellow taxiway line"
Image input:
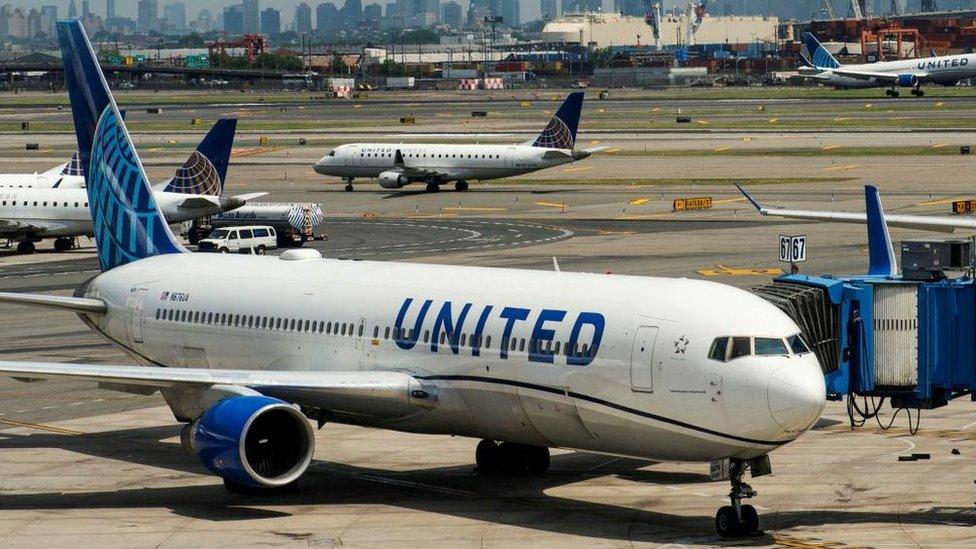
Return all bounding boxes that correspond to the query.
[0,418,84,435]
[628,198,650,206]
[441,206,508,212]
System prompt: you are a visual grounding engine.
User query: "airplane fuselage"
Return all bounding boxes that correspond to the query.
[80,253,826,463]
[313,143,578,184]
[0,173,84,189]
[812,53,976,88]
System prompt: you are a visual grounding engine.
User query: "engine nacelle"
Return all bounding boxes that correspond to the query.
[378,170,410,189]
[896,73,918,87]
[181,395,314,487]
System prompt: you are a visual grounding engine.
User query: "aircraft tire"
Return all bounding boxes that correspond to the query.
[715,506,741,537]
[53,238,72,252]
[425,182,440,193]
[344,184,353,192]
[475,439,501,474]
[16,240,35,254]
[740,504,759,534]
[525,445,550,474]
[455,180,469,192]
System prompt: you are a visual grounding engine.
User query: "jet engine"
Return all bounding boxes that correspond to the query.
[379,170,410,189]
[896,73,918,87]
[181,395,314,487]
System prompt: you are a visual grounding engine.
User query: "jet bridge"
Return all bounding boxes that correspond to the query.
[753,275,976,410]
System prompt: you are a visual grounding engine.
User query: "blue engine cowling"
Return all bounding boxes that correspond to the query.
[896,73,918,87]
[181,395,315,487]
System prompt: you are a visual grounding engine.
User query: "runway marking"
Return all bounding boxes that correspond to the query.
[534,201,568,209]
[936,102,945,107]
[406,213,458,219]
[695,119,709,125]
[915,196,966,206]
[962,418,976,429]
[231,146,287,157]
[821,164,859,173]
[615,212,670,220]
[628,198,650,205]
[772,534,862,549]
[741,137,753,142]
[712,197,746,205]
[713,146,730,152]
[561,166,591,173]
[931,143,950,149]
[597,230,636,235]
[833,117,852,122]
[821,144,840,150]
[0,418,84,435]
[697,265,784,277]
[441,206,508,212]
[604,147,621,153]
[767,118,779,123]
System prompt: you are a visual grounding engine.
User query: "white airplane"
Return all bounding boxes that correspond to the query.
[0,118,263,254]
[0,152,86,189]
[313,92,600,192]
[0,22,826,539]
[736,184,976,233]
[799,32,976,97]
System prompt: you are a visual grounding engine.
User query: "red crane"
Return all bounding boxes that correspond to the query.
[208,34,267,63]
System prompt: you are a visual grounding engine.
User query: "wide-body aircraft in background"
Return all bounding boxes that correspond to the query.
[799,32,976,97]
[313,91,601,192]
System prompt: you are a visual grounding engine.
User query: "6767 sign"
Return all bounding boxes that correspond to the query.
[779,235,807,264]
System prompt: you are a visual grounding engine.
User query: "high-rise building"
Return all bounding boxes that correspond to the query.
[441,1,462,26]
[614,0,641,16]
[82,0,90,17]
[243,0,259,33]
[223,4,244,33]
[541,0,558,20]
[40,5,58,35]
[191,8,213,32]
[363,2,381,24]
[498,0,519,26]
[137,0,159,32]
[561,0,601,13]
[295,2,313,33]
[163,2,186,33]
[68,0,78,19]
[316,2,338,32]
[341,0,363,27]
[260,7,279,35]
[106,0,115,20]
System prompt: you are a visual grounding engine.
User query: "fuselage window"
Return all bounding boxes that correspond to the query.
[341,323,347,336]
[290,319,296,331]
[357,323,363,337]
[485,336,491,349]
[423,330,430,344]
[461,333,467,347]
[155,309,161,320]
[384,327,390,339]
[709,337,730,362]
[730,337,751,359]
[372,326,379,338]
[554,341,561,355]
[304,320,310,332]
[440,332,447,345]
[326,321,332,333]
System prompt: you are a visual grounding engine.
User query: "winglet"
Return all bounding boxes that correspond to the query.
[801,32,841,69]
[58,19,184,271]
[163,118,237,196]
[865,185,898,277]
[735,183,764,213]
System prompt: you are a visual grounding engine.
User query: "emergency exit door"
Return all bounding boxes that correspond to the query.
[630,326,659,392]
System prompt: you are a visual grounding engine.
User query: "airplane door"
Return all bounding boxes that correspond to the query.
[125,292,146,345]
[505,146,516,169]
[630,326,659,392]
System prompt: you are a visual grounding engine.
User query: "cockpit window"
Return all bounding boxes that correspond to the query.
[730,337,751,359]
[755,337,788,356]
[708,337,729,362]
[787,334,811,355]
[328,150,336,157]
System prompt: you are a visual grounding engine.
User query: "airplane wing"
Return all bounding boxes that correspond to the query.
[736,184,974,233]
[0,292,105,313]
[176,196,220,210]
[0,361,436,420]
[827,68,931,84]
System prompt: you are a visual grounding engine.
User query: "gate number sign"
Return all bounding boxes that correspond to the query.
[779,235,806,263]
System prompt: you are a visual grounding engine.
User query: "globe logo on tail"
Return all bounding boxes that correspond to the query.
[532,116,574,150]
[165,151,221,195]
[60,152,84,176]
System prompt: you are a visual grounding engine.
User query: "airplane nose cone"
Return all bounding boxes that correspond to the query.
[767,364,825,433]
[313,161,328,175]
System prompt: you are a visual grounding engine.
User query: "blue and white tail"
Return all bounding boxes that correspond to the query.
[162,118,237,195]
[58,20,183,272]
[530,91,584,150]
[800,32,840,69]
[864,185,897,277]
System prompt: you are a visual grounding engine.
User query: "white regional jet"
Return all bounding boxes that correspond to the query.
[0,152,86,189]
[0,118,262,254]
[799,32,976,97]
[0,22,826,539]
[313,91,599,192]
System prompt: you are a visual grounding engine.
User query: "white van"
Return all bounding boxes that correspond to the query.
[197,226,277,254]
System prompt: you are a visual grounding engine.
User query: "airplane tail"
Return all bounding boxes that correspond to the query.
[60,152,84,176]
[162,118,237,196]
[58,20,184,272]
[529,91,584,150]
[801,32,841,69]
[864,185,898,277]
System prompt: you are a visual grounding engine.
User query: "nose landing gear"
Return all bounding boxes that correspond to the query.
[713,456,769,537]
[343,177,354,192]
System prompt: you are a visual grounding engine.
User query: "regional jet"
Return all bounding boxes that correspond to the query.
[799,32,976,97]
[0,22,825,538]
[0,152,86,189]
[313,91,601,192]
[0,118,264,254]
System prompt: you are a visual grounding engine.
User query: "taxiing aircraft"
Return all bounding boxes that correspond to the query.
[0,117,263,254]
[0,22,826,539]
[736,184,976,233]
[313,91,600,192]
[798,32,976,97]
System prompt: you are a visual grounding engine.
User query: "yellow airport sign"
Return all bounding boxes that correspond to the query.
[673,196,713,212]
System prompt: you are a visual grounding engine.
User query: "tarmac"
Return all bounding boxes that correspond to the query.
[1,90,976,547]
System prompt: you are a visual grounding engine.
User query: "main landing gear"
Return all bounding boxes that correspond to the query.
[911,87,925,97]
[53,237,74,252]
[425,182,440,193]
[16,240,35,254]
[455,180,469,192]
[475,439,550,476]
[343,177,354,192]
[715,457,762,538]
[885,88,900,98]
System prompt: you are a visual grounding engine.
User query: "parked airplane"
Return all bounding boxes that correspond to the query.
[313,91,600,192]
[798,32,976,97]
[736,184,976,233]
[0,22,826,538]
[0,118,262,254]
[0,152,86,189]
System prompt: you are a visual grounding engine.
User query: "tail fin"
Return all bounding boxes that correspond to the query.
[530,91,584,150]
[60,152,84,176]
[864,185,898,277]
[58,20,183,272]
[163,118,237,196]
[801,32,840,69]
